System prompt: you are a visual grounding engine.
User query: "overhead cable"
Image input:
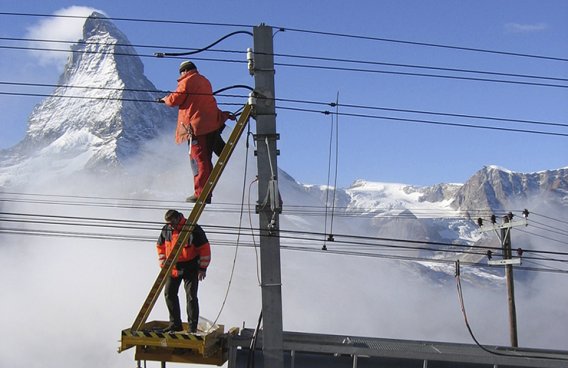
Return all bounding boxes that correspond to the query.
[3,211,568,259]
[1,12,566,62]
[274,61,568,89]
[1,88,566,137]
[0,11,252,29]
[154,30,253,58]
[2,43,567,89]
[277,106,568,138]
[4,80,568,130]
[4,37,567,86]
[279,26,568,63]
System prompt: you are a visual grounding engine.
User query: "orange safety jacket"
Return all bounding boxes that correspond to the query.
[156,217,211,277]
[164,70,229,143]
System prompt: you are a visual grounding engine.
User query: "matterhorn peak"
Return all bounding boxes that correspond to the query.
[59,12,144,85]
[84,11,123,39]
[0,12,175,184]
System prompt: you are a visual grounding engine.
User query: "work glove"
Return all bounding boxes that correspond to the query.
[198,269,206,281]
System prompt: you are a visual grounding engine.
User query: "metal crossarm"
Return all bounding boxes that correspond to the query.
[131,103,253,331]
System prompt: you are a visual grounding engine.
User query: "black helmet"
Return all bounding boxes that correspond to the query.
[164,209,181,223]
[179,60,197,73]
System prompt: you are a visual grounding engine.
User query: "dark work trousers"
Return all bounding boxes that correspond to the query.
[164,260,199,330]
[210,125,226,157]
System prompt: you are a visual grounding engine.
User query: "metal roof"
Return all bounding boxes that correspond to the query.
[228,329,568,368]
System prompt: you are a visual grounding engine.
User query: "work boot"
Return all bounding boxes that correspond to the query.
[186,195,211,204]
[162,324,183,333]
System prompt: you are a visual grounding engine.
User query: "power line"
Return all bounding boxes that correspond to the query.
[269,51,568,83]
[2,210,568,260]
[277,106,568,138]
[275,97,568,130]
[4,36,568,87]
[0,44,246,65]
[4,79,568,131]
[3,42,568,89]
[0,192,541,224]
[518,228,568,246]
[0,192,561,225]
[532,211,568,227]
[2,89,566,137]
[0,11,253,29]
[4,201,568,273]
[530,219,568,238]
[0,36,245,55]
[280,27,568,63]
[274,61,568,89]
[0,81,250,101]
[3,44,566,89]
[2,11,566,63]
[6,225,566,277]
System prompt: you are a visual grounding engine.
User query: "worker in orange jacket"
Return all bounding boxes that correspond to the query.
[157,209,211,333]
[159,61,235,203]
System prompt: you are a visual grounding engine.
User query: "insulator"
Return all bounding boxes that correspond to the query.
[327,234,335,242]
[248,91,257,106]
[522,209,529,218]
[491,214,496,224]
[507,212,514,220]
[477,218,483,227]
[517,248,524,256]
[487,250,493,260]
[247,48,254,76]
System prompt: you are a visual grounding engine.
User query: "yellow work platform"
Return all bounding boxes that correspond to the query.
[119,321,237,366]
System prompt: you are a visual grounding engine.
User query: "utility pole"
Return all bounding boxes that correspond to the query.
[478,211,528,348]
[252,24,284,368]
[501,215,518,348]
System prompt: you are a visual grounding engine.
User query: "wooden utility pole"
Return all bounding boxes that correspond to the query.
[479,212,528,348]
[501,216,519,348]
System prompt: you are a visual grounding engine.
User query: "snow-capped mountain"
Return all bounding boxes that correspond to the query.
[0,12,175,184]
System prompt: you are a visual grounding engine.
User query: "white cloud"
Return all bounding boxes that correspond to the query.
[504,22,548,33]
[25,6,105,68]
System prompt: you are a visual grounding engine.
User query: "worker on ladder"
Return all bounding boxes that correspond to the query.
[157,210,211,333]
[158,60,235,204]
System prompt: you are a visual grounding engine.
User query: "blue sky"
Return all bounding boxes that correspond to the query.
[1,0,567,187]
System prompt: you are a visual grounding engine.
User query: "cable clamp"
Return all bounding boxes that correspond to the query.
[253,133,279,141]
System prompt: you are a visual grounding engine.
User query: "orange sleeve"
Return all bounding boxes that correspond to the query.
[164,79,190,107]
[198,242,211,270]
[156,243,166,266]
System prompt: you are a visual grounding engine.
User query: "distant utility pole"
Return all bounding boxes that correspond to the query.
[252,24,284,368]
[478,211,528,348]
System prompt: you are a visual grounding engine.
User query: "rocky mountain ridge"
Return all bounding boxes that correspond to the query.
[450,165,568,212]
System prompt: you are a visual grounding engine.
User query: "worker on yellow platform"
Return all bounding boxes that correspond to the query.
[157,209,211,333]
